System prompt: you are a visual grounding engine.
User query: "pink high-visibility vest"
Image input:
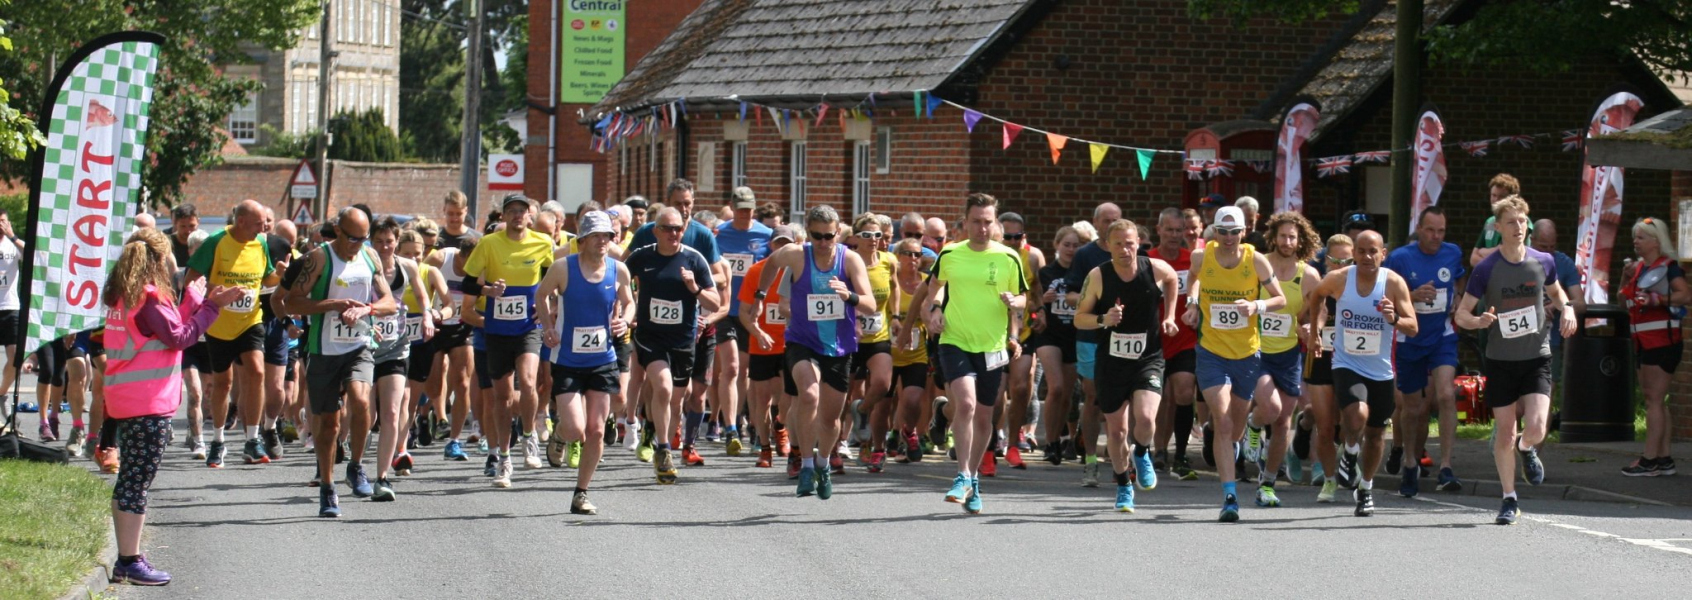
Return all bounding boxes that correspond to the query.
[103,285,191,420]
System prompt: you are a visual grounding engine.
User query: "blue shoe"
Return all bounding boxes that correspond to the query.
[1219,494,1240,523]
[1286,452,1304,484]
[1310,462,1327,487]
[16,401,37,413]
[1133,449,1157,490]
[1519,445,1545,486]
[483,454,497,476]
[1436,467,1463,492]
[964,478,983,514]
[444,440,468,461]
[347,462,373,498]
[816,468,833,500]
[945,473,972,504]
[796,467,816,497]
[318,487,341,518]
[1400,463,1420,498]
[110,555,171,586]
[1114,485,1135,513]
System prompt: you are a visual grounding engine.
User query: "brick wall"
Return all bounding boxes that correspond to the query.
[173,156,495,223]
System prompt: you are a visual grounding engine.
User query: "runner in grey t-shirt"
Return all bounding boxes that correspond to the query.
[1466,247,1558,361]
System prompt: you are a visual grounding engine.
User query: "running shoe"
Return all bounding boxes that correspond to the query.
[1006,445,1026,469]
[1657,457,1677,475]
[1385,445,1403,476]
[416,414,435,447]
[372,478,395,502]
[336,440,349,464]
[110,555,171,586]
[347,462,373,497]
[1519,444,1545,486]
[1172,455,1198,481]
[48,414,61,441]
[905,432,923,463]
[787,455,802,479]
[393,453,414,476]
[96,447,120,474]
[945,473,973,503]
[242,438,270,465]
[829,451,845,475]
[444,440,469,461]
[206,440,226,468]
[602,419,617,446]
[1063,438,1079,461]
[1219,494,1240,523]
[756,448,773,468]
[705,420,721,443]
[866,451,885,473]
[817,467,833,500]
[1495,497,1520,525]
[980,453,997,478]
[796,466,817,497]
[1354,488,1375,517]
[493,457,513,488]
[16,401,36,413]
[1622,457,1658,476]
[1419,449,1433,470]
[547,432,566,468]
[262,429,284,461]
[1255,485,1281,507]
[483,454,498,477]
[774,428,790,456]
[1336,450,1358,490]
[66,426,86,458]
[1400,464,1420,498]
[1044,442,1064,466]
[1082,461,1100,488]
[1285,452,1303,485]
[571,491,597,515]
[522,435,543,469]
[683,446,705,466]
[1244,425,1262,464]
[1310,462,1326,487]
[1317,480,1338,503]
[964,479,983,514]
[1115,485,1135,513]
[37,421,54,443]
[654,450,678,485]
[636,444,654,463]
[1133,449,1157,490]
[1436,467,1463,491]
[726,437,743,457]
[624,422,642,452]
[280,420,299,443]
[476,439,488,454]
[567,441,582,469]
[190,440,208,461]
[319,486,342,518]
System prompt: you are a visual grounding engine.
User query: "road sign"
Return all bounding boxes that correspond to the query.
[292,204,314,224]
[489,153,524,190]
[290,159,318,199]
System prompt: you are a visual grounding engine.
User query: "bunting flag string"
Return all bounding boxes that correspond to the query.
[963,109,983,133]
[1497,134,1534,149]
[1002,122,1024,150]
[1562,129,1584,152]
[1245,160,1272,173]
[1205,159,1234,178]
[1089,143,1109,173]
[1459,140,1490,157]
[1352,151,1391,164]
[1135,149,1154,181]
[1315,156,1352,178]
[1185,160,1205,180]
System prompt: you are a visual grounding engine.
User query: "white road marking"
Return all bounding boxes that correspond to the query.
[1412,495,1692,558]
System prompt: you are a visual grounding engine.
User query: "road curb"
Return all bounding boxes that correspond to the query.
[57,514,115,600]
[1449,478,1671,507]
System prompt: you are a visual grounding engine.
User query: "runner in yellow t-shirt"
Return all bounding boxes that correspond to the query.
[184,200,279,468]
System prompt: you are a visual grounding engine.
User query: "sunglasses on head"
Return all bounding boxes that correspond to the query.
[810,230,837,241]
[857,231,883,240]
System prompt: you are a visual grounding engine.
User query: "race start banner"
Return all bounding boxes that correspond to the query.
[23,32,163,355]
[1273,101,1318,214]
[1408,108,1448,236]
[1573,91,1644,306]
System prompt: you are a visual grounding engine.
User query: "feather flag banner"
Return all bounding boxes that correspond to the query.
[1408,109,1448,235]
[1274,102,1318,213]
[1573,91,1644,305]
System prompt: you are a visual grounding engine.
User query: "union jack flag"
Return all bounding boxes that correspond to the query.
[1205,159,1234,178]
[1497,134,1534,149]
[1459,140,1490,157]
[1562,129,1583,152]
[1353,151,1391,164]
[1186,159,1206,180]
[1315,156,1352,178]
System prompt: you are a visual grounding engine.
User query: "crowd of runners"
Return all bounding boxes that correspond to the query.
[4,172,1687,586]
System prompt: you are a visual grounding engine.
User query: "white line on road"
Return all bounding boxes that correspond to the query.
[1411,495,1692,558]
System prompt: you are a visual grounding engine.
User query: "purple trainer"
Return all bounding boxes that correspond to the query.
[111,556,172,586]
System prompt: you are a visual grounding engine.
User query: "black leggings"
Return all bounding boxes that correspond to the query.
[112,416,171,515]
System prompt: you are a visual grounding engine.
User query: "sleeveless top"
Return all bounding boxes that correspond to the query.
[308,245,377,356]
[1259,263,1305,355]
[436,247,467,326]
[551,254,620,368]
[1092,256,1164,363]
[858,250,894,344]
[1197,241,1262,359]
[373,263,410,363]
[1332,267,1393,380]
[786,244,858,358]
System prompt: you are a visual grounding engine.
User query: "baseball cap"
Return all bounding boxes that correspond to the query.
[578,210,615,238]
[732,186,757,210]
[501,193,534,210]
[772,225,798,243]
[1214,206,1246,229]
[1200,193,1227,208]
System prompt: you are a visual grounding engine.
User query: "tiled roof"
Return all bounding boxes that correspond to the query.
[586,0,1035,119]
[1289,0,1464,140]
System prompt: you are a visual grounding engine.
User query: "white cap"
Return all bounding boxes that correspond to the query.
[1214,206,1246,229]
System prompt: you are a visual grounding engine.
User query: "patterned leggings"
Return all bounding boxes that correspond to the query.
[112,415,171,515]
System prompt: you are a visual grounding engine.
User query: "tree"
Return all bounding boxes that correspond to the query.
[0,0,319,205]
[0,1,44,162]
[399,0,523,162]
[329,107,404,162]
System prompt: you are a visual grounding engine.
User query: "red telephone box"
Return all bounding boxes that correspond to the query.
[1182,120,1276,209]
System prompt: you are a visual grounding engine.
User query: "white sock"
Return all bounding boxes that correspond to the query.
[213,428,225,442]
[1503,492,1518,500]
[1345,443,1360,455]
[1360,479,1373,490]
[245,425,260,439]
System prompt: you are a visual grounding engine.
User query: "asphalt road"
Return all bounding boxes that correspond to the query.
[8,401,1692,599]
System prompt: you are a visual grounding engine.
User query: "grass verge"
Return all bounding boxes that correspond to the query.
[0,459,109,600]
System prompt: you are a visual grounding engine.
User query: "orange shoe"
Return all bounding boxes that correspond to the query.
[1006,446,1026,469]
[96,447,120,474]
[980,453,997,477]
[774,429,790,457]
[682,446,705,466]
[756,448,773,468]
[672,428,682,450]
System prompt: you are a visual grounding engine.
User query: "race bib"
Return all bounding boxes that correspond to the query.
[650,298,683,325]
[1498,306,1538,339]
[225,289,258,314]
[374,314,401,342]
[984,349,1009,371]
[1209,304,1248,330]
[1176,270,1189,296]
[1344,327,1382,356]
[725,253,754,277]
[1108,332,1148,360]
[1414,288,1449,315]
[858,313,885,335]
[571,326,608,354]
[807,294,845,321]
[764,302,787,325]
[1260,312,1294,338]
[1320,326,1335,351]
[444,291,464,325]
[492,295,527,321]
[1050,295,1077,318]
[328,313,369,345]
[405,315,423,344]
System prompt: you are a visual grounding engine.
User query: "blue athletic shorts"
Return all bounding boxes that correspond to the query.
[1394,336,1459,394]
[1076,340,1097,380]
[1196,345,1261,402]
[1258,348,1303,397]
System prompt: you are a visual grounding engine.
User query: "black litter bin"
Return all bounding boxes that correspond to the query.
[1559,304,1635,443]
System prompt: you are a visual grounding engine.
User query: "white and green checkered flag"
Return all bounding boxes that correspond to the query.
[23,32,163,355]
